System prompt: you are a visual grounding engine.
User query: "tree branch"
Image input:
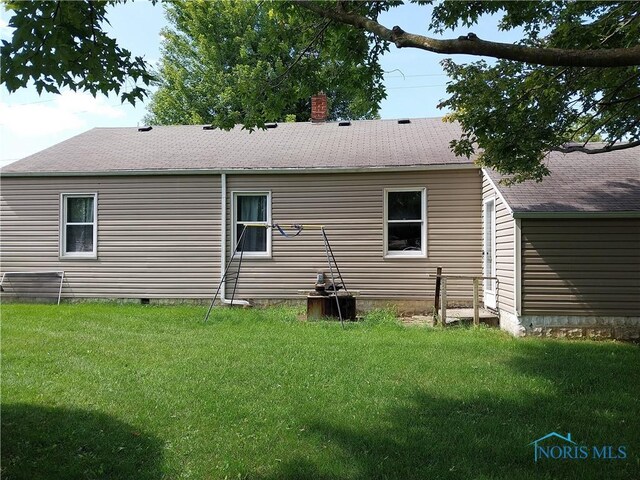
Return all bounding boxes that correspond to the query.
[554,140,640,154]
[271,19,332,88]
[296,2,640,67]
[597,71,640,105]
[599,92,640,106]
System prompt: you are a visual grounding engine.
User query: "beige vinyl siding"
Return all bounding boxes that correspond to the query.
[1,175,221,299]
[482,175,515,313]
[226,169,482,301]
[521,218,640,316]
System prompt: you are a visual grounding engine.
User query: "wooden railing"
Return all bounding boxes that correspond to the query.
[426,270,499,326]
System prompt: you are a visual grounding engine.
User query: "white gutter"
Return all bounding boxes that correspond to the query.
[219,173,250,306]
[512,211,640,218]
[0,163,479,178]
[220,173,227,303]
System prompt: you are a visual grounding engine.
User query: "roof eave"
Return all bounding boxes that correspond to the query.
[481,168,514,214]
[512,211,640,219]
[0,163,478,178]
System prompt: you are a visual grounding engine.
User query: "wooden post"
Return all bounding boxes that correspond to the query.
[441,277,447,327]
[434,266,442,324]
[473,278,479,326]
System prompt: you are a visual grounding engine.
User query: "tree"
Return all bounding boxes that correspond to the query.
[2,1,639,181]
[298,1,640,182]
[145,1,385,127]
[1,0,154,105]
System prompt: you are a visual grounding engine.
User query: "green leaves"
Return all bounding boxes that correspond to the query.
[435,1,640,182]
[144,0,385,128]
[1,0,155,104]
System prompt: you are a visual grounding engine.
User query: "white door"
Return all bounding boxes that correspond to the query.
[483,199,496,309]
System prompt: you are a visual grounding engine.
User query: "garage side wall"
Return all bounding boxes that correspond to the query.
[520,218,640,339]
[521,218,640,315]
[1,175,221,300]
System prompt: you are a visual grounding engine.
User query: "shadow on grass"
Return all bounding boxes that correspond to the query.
[248,340,639,480]
[1,404,165,480]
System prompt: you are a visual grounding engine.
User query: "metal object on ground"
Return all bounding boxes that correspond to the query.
[307,294,356,321]
[315,271,327,295]
[0,271,65,304]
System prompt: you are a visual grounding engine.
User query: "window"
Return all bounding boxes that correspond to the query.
[60,193,97,258]
[384,188,426,257]
[232,192,271,256]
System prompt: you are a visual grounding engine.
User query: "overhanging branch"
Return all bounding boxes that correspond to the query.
[296,2,640,67]
[554,140,640,154]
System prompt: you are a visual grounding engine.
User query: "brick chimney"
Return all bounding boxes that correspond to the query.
[311,92,328,123]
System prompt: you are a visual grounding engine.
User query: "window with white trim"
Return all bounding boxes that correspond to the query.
[232,192,271,256]
[61,193,97,258]
[384,188,426,257]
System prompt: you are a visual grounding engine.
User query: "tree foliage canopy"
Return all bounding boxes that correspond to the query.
[1,0,154,104]
[432,1,640,182]
[144,1,386,127]
[2,0,639,181]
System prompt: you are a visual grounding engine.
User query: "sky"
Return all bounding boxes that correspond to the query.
[0,1,518,166]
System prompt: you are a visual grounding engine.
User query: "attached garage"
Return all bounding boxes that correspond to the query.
[484,150,640,339]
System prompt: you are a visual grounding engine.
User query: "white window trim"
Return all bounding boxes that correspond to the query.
[383,187,427,258]
[483,196,497,295]
[231,191,272,258]
[60,192,98,259]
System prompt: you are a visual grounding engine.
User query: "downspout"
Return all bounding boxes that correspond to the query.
[219,173,250,306]
[220,173,227,301]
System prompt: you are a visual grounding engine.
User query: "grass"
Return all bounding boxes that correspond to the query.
[1,303,639,480]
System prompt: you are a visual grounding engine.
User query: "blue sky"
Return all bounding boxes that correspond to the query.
[0,1,517,165]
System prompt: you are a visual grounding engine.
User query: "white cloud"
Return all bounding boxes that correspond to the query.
[0,91,125,138]
[0,90,131,161]
[0,100,84,137]
[54,90,126,118]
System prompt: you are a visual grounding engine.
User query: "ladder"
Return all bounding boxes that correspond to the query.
[320,226,348,325]
[204,224,348,325]
[204,224,249,322]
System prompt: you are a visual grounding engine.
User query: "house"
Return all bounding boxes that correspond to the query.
[1,118,638,338]
[483,150,639,338]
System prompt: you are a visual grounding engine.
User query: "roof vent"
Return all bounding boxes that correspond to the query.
[203,125,215,130]
[138,126,152,132]
[397,119,411,125]
[338,121,351,127]
[265,123,278,129]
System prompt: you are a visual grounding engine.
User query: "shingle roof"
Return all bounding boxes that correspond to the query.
[487,148,640,214]
[1,118,472,175]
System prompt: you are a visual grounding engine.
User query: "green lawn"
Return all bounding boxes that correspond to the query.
[1,304,638,480]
